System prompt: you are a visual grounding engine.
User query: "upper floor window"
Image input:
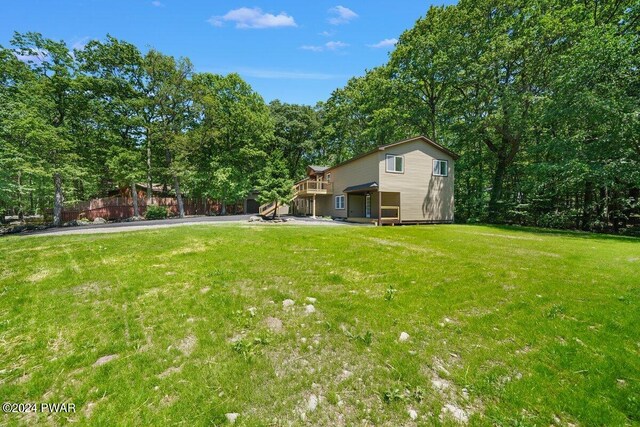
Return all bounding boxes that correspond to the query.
[385,154,404,173]
[433,159,448,176]
[326,173,331,182]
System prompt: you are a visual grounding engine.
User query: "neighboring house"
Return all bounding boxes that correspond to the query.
[291,136,459,225]
[107,183,170,199]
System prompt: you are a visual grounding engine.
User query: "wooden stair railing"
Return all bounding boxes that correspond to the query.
[259,201,276,216]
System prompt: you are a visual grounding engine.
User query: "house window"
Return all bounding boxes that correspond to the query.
[433,159,448,176]
[385,154,404,173]
[326,173,331,182]
[335,195,345,210]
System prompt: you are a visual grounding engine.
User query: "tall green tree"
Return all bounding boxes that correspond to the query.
[139,50,195,218]
[257,153,293,218]
[190,72,272,214]
[76,35,147,203]
[2,32,84,226]
[268,100,319,179]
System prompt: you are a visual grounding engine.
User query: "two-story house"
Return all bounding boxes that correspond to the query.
[291,136,459,225]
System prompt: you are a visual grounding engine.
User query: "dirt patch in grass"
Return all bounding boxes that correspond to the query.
[26,268,59,282]
[158,365,183,379]
[68,281,111,295]
[47,331,72,356]
[264,317,284,333]
[170,241,207,256]
[160,394,177,406]
[176,334,197,356]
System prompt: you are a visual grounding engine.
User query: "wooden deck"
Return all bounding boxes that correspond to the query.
[293,179,333,197]
[346,204,401,225]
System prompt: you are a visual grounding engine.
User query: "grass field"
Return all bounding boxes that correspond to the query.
[0,224,638,426]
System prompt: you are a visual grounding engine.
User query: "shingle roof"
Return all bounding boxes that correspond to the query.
[308,165,330,173]
[326,135,460,172]
[343,181,378,193]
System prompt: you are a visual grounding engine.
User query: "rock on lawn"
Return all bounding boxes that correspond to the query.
[225,413,239,424]
[282,299,295,308]
[408,408,418,420]
[307,394,318,412]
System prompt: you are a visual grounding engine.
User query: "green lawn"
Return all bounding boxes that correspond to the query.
[0,224,638,426]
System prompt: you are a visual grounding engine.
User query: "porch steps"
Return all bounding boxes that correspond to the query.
[258,202,289,217]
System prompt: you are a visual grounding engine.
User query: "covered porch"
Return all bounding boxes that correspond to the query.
[344,182,401,225]
[292,194,328,218]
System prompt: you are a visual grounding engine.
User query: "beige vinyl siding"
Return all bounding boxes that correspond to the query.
[322,153,381,218]
[315,195,333,216]
[378,139,455,222]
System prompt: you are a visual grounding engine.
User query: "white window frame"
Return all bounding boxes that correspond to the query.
[433,159,448,177]
[335,195,345,210]
[326,172,331,182]
[385,154,404,173]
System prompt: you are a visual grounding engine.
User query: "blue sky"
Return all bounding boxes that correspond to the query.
[1,1,455,105]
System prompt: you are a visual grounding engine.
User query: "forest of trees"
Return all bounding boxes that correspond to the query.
[1,0,639,233]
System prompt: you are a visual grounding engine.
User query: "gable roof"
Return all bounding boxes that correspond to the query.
[307,165,330,174]
[326,136,459,172]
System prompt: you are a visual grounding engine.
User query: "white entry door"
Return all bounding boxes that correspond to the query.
[365,193,371,218]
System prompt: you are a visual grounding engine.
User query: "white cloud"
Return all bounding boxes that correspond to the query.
[328,6,358,25]
[325,41,348,50]
[368,38,398,48]
[319,30,335,37]
[300,45,324,52]
[151,1,163,7]
[301,41,349,52]
[208,7,297,29]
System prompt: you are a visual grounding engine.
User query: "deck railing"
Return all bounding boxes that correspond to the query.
[380,205,400,221]
[259,201,276,216]
[293,179,333,196]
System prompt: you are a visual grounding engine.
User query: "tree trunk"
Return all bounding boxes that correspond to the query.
[174,175,185,218]
[146,131,153,202]
[53,172,64,227]
[29,177,34,214]
[221,201,227,216]
[272,201,278,219]
[581,180,594,230]
[488,157,507,221]
[131,181,140,217]
[17,171,23,220]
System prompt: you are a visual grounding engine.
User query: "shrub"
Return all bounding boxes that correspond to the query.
[622,225,640,237]
[145,205,168,220]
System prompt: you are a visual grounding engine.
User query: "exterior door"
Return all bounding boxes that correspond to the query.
[365,193,371,218]
[246,199,259,214]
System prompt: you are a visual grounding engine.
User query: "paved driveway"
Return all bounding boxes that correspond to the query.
[22,215,252,237]
[19,215,367,237]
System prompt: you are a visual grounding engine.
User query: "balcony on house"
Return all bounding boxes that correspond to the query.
[293,179,333,197]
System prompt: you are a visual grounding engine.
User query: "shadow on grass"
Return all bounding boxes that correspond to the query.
[471,223,640,243]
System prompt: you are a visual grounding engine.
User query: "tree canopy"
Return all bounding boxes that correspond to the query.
[1,0,638,233]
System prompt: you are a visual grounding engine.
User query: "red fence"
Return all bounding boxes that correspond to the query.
[48,197,244,222]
